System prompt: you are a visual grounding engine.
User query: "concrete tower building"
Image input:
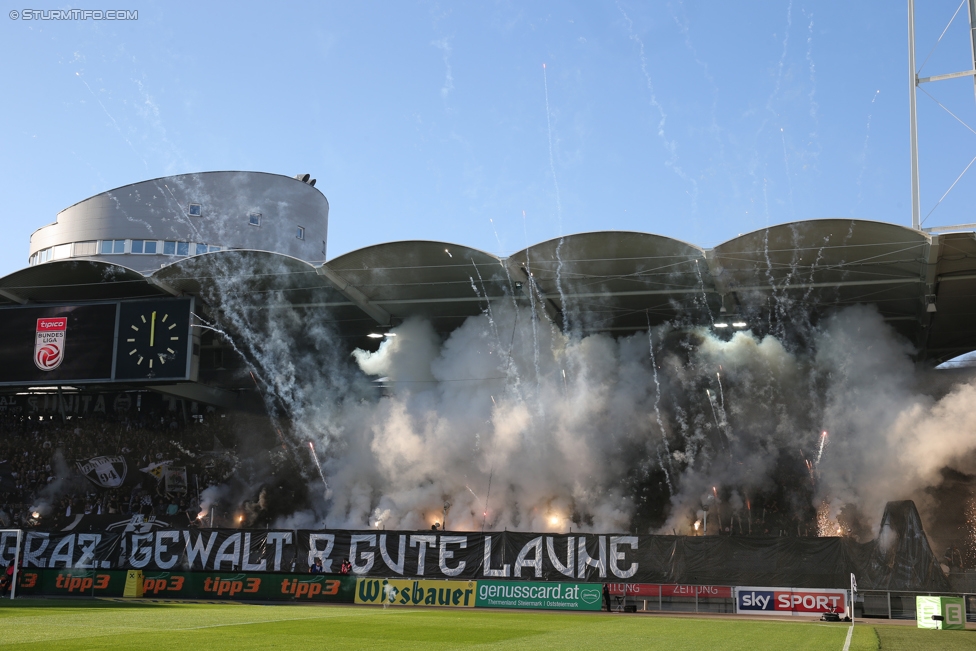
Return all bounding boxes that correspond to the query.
[28,171,328,272]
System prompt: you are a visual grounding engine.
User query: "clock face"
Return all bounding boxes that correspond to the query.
[114,299,192,380]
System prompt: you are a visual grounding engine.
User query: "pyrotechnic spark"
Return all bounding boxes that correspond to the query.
[816,500,842,537]
[967,496,976,566]
[542,61,563,234]
[307,440,329,491]
[815,430,828,466]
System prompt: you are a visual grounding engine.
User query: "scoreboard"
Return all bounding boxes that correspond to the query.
[0,298,196,385]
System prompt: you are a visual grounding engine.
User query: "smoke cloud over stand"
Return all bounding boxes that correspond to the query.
[188,249,976,547]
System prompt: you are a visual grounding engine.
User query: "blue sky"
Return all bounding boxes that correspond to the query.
[2,1,976,277]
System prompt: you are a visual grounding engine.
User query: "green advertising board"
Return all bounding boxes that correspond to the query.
[476,580,604,611]
[13,568,355,603]
[916,596,966,630]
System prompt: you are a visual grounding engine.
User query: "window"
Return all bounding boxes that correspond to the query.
[322,240,327,256]
[248,212,261,226]
[195,243,209,255]
[144,241,157,254]
[163,241,176,255]
[100,240,125,254]
[188,203,202,217]
[131,240,144,254]
[176,242,189,256]
[209,245,221,253]
[296,226,305,240]
[53,244,71,260]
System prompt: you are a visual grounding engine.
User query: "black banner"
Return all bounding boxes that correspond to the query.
[296,531,641,582]
[12,531,122,569]
[123,529,295,572]
[0,526,945,591]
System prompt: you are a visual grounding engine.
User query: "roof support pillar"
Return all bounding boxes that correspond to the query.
[0,289,26,304]
[316,264,391,326]
[506,262,562,326]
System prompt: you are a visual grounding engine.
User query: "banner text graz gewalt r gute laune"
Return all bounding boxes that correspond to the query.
[3,530,640,580]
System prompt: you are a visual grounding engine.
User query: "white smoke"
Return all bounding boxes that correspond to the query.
[304,302,976,538]
[186,249,976,541]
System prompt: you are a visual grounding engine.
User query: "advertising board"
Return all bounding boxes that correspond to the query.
[606,583,732,598]
[354,578,477,607]
[12,568,355,602]
[476,580,604,611]
[916,596,966,630]
[0,303,117,384]
[735,586,847,616]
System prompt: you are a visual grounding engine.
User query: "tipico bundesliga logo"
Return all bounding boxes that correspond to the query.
[35,317,66,371]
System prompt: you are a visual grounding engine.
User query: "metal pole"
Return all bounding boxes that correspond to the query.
[909,0,921,229]
[968,0,976,105]
[10,530,21,600]
[887,591,892,619]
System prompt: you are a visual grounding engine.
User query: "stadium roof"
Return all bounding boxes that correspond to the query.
[1,219,974,363]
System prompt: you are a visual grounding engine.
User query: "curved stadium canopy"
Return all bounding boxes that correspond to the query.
[1,219,974,363]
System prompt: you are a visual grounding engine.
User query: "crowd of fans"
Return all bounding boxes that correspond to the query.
[0,396,236,529]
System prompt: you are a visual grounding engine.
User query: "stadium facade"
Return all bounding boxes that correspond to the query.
[4,170,976,378]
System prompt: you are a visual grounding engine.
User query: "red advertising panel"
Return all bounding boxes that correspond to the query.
[606,583,732,598]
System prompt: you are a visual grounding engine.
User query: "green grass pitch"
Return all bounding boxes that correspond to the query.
[0,599,973,650]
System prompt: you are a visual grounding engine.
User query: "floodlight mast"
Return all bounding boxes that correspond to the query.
[908,0,976,230]
[909,0,921,230]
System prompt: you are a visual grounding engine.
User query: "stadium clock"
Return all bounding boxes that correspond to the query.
[114,298,193,380]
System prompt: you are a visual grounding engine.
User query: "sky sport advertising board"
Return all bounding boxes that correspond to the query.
[476,580,604,611]
[735,586,847,616]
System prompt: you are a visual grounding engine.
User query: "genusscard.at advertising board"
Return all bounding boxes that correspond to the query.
[475,580,604,611]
